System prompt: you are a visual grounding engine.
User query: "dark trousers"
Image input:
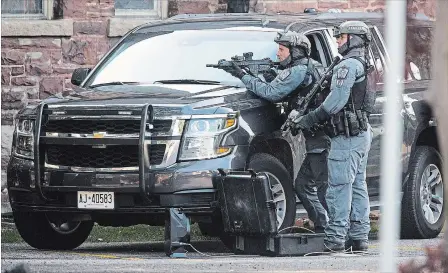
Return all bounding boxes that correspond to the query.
[294,150,329,228]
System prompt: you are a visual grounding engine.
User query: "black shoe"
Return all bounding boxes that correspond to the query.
[345,239,368,252]
[323,241,345,252]
[314,226,325,234]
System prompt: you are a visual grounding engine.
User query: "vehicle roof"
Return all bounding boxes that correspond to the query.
[134,11,433,34]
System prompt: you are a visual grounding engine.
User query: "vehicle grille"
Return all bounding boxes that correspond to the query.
[46,144,166,168]
[147,144,166,165]
[43,119,172,134]
[191,194,215,205]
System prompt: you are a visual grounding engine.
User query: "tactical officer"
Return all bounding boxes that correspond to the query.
[222,31,329,233]
[290,21,374,252]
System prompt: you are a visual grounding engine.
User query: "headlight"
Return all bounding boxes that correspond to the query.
[13,118,35,158]
[178,117,237,161]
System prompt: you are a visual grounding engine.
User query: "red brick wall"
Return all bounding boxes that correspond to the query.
[1,0,118,170]
[173,0,436,15]
[248,0,436,15]
[250,0,383,13]
[1,0,115,126]
[168,0,227,16]
[0,0,437,170]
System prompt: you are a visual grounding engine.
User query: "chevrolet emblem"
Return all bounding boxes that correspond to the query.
[93,132,106,138]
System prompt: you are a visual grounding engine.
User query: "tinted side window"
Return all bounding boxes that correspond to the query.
[306,31,332,67]
[405,26,432,81]
[378,26,433,81]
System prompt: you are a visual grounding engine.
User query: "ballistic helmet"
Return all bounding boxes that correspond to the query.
[274,31,312,56]
[333,21,372,42]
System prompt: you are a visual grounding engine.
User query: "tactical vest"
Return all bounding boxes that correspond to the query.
[323,56,374,138]
[345,56,375,115]
[283,58,319,115]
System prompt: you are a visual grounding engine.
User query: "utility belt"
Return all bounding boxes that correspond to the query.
[323,109,369,138]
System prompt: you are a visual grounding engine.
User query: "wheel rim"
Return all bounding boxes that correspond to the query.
[46,215,82,235]
[265,172,286,229]
[419,164,443,225]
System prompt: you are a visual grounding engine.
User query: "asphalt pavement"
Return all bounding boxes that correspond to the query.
[1,235,443,273]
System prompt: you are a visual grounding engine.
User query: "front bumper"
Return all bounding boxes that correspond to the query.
[7,146,248,214]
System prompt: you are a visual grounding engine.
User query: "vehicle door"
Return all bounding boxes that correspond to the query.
[368,24,433,193]
[363,26,388,197]
[399,24,434,172]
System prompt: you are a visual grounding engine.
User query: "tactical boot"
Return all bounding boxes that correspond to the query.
[345,239,368,252]
[314,226,325,234]
[323,240,345,252]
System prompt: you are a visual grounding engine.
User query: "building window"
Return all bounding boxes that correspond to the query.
[116,0,155,10]
[115,0,158,17]
[1,0,53,19]
[227,0,249,13]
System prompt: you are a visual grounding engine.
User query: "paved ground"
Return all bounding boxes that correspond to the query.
[1,235,443,273]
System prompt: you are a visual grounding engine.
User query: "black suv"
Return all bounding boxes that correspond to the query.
[7,12,443,250]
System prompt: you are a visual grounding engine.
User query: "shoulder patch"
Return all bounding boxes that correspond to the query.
[278,69,291,81]
[337,66,349,79]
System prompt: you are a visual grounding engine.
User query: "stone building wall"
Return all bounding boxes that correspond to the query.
[0,0,437,172]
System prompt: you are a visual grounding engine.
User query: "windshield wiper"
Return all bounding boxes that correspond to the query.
[153,79,223,85]
[89,79,242,88]
[89,81,140,88]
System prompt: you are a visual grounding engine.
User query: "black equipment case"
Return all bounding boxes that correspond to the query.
[214,169,277,236]
[214,169,325,256]
[233,232,326,256]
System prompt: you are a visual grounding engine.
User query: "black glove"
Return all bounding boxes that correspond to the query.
[290,126,301,136]
[262,69,277,83]
[291,115,310,131]
[292,106,330,131]
[222,62,247,79]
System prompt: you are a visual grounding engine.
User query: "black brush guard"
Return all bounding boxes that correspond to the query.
[33,102,155,203]
[33,103,192,257]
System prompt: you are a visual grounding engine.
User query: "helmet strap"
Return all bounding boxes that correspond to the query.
[287,45,294,64]
[347,34,351,50]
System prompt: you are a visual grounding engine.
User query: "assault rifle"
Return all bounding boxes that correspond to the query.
[281,56,342,135]
[206,52,279,76]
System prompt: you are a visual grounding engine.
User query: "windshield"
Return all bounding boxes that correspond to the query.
[85,27,280,88]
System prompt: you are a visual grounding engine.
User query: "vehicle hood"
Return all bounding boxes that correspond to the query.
[18,84,265,118]
[49,84,246,104]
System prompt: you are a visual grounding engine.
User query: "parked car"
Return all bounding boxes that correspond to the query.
[7,11,442,250]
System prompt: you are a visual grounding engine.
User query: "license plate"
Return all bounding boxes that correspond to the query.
[77,191,114,209]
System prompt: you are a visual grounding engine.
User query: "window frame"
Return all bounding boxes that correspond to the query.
[303,29,335,68]
[1,0,54,20]
[114,0,165,19]
[369,29,388,84]
[371,26,391,66]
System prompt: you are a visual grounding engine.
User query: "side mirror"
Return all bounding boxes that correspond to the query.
[71,68,91,86]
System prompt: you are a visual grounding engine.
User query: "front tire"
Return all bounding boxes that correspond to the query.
[198,222,221,237]
[13,211,93,250]
[401,146,445,239]
[248,153,296,230]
